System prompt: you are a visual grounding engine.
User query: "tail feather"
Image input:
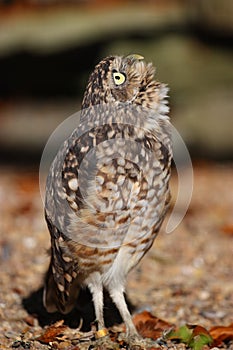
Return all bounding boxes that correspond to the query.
[43,261,80,314]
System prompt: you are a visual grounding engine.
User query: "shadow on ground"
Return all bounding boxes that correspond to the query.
[23,286,134,331]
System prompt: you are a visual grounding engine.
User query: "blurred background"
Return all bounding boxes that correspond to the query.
[0,0,232,167]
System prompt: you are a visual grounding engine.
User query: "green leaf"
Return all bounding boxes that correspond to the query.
[167,324,213,350]
[168,325,193,343]
[190,334,213,350]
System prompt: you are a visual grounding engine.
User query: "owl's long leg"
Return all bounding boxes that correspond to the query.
[87,273,105,331]
[109,287,138,337]
[109,288,161,349]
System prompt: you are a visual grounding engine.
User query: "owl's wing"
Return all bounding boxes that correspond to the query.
[43,212,81,314]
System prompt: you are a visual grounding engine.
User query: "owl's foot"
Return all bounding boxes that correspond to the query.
[90,329,119,349]
[91,334,119,349]
[118,333,161,349]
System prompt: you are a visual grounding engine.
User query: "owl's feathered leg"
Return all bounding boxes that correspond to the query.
[109,286,160,348]
[87,273,105,332]
[109,287,138,337]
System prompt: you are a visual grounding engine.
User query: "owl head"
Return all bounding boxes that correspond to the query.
[82,54,169,114]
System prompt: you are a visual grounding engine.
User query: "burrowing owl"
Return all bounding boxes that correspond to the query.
[43,54,172,340]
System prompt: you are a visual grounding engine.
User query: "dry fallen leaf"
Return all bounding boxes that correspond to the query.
[37,320,68,344]
[190,325,211,338]
[221,224,233,236]
[133,311,173,339]
[209,323,233,346]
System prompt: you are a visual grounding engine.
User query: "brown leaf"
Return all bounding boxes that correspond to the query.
[209,324,233,346]
[37,320,68,344]
[188,324,211,337]
[133,311,173,340]
[221,224,233,236]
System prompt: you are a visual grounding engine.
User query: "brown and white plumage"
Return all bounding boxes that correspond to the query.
[43,54,172,338]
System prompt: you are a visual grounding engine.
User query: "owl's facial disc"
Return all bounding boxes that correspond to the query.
[110,55,150,103]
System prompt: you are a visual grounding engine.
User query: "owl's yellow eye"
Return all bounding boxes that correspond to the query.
[113,72,126,86]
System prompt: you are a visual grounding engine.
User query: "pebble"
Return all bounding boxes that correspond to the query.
[198,290,210,300]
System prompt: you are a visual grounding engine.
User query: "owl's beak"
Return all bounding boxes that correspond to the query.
[126,54,144,61]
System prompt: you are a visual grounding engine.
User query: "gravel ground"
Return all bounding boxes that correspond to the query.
[0,162,232,349]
